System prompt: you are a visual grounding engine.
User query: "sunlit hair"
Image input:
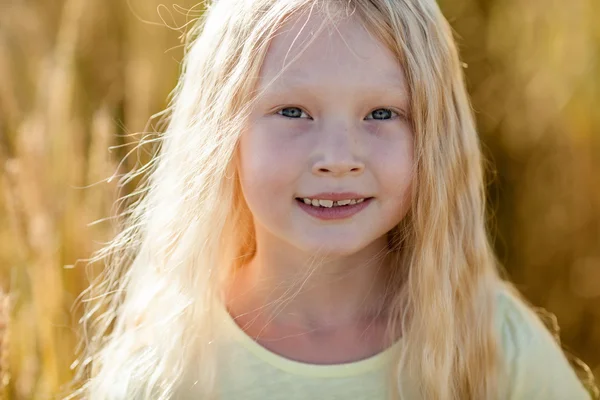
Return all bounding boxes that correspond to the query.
[68,0,515,398]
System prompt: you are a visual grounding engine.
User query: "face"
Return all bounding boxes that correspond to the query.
[238,10,414,258]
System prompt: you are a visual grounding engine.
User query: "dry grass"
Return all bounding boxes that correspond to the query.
[0,0,598,398]
[0,290,10,399]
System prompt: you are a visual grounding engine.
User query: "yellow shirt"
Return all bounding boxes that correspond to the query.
[178,289,591,399]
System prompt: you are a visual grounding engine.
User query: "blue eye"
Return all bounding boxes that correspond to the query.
[366,108,397,120]
[277,107,310,119]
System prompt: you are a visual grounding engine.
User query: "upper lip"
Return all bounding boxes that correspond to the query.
[296,192,372,201]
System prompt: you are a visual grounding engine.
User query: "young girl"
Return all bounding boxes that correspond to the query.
[69,0,595,399]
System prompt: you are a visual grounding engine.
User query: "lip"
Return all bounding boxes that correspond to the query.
[295,195,374,221]
[296,192,369,201]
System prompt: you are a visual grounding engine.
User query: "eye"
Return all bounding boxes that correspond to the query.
[365,108,398,121]
[276,107,311,119]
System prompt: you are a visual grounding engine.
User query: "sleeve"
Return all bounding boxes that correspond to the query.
[496,289,592,400]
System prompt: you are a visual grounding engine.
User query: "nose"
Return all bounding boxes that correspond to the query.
[311,124,365,177]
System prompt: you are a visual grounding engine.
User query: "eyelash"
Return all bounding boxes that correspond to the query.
[276,107,311,119]
[275,107,401,121]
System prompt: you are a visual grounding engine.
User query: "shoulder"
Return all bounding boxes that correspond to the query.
[493,286,554,355]
[493,285,591,400]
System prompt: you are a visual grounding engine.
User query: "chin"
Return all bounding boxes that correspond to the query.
[293,234,379,259]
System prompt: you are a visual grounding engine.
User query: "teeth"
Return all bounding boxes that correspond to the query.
[300,198,367,207]
[318,199,334,208]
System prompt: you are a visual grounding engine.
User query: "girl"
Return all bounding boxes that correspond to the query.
[69,0,595,399]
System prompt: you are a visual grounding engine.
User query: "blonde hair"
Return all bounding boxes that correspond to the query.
[69,0,507,398]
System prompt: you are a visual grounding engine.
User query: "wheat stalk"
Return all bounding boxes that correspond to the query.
[0,290,10,399]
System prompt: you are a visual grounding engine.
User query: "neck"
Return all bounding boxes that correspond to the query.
[226,233,395,329]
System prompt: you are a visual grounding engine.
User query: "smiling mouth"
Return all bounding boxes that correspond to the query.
[294,197,374,208]
[294,196,374,220]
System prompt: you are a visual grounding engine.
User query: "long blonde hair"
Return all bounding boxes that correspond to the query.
[69,0,505,398]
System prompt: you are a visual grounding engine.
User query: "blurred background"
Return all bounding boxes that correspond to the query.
[0,0,598,398]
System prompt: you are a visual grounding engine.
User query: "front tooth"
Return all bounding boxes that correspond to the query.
[303,198,311,204]
[356,198,364,203]
[349,199,357,205]
[311,199,320,207]
[318,199,334,208]
[337,199,351,206]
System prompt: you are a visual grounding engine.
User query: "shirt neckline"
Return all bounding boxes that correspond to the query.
[217,301,403,378]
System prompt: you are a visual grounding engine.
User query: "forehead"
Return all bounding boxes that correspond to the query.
[258,9,407,91]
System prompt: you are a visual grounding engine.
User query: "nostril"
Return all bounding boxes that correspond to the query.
[313,163,364,175]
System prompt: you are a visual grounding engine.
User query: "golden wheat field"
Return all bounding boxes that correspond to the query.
[0,0,599,399]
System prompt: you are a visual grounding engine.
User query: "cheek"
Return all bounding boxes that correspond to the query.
[238,129,304,206]
[374,137,415,204]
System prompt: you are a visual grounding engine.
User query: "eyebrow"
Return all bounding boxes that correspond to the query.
[261,69,409,97]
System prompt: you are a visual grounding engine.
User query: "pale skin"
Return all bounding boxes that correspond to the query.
[226,9,414,364]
